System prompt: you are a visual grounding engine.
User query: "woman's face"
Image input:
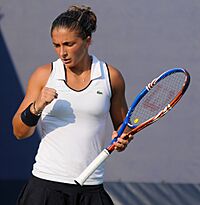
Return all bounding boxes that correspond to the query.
[51,27,91,68]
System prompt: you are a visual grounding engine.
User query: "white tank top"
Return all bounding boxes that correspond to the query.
[32,55,112,185]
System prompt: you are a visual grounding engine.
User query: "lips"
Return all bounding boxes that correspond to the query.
[62,59,71,64]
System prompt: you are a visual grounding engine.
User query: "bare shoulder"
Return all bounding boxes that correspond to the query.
[14,63,52,115]
[28,63,52,88]
[107,64,123,79]
[24,63,52,97]
[107,64,125,93]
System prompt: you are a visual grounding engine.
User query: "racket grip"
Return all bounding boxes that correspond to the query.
[74,149,110,186]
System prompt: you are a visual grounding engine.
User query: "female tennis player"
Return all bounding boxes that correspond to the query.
[12,4,133,205]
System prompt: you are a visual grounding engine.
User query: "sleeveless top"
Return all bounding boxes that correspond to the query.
[32,55,112,185]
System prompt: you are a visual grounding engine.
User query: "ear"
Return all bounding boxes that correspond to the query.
[85,36,92,47]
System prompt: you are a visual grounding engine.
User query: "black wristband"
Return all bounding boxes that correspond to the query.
[21,103,41,127]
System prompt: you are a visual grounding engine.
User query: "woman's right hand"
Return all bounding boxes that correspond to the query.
[32,87,58,114]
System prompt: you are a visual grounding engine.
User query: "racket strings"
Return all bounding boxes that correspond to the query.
[130,72,186,125]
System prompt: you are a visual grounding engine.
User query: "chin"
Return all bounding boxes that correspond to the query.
[65,63,76,69]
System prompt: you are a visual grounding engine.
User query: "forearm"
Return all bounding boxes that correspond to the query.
[12,113,36,139]
[12,103,41,140]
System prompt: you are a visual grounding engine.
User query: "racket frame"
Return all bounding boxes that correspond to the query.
[74,68,190,186]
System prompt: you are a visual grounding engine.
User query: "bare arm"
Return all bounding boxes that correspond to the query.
[109,65,128,129]
[108,65,133,151]
[12,64,53,139]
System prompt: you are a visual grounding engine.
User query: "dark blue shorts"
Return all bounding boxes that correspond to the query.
[17,175,114,205]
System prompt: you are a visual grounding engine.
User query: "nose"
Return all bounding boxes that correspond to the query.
[60,46,67,58]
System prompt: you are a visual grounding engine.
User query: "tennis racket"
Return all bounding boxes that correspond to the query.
[74,68,190,186]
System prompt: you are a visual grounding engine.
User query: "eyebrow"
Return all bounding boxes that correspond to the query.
[52,40,74,45]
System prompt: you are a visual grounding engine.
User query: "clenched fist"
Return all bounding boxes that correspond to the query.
[31,87,58,115]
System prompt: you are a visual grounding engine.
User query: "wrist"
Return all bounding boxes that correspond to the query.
[21,103,41,127]
[30,101,43,116]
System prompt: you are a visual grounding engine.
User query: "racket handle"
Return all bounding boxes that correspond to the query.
[74,149,110,186]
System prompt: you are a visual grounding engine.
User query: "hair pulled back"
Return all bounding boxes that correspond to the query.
[51,5,97,39]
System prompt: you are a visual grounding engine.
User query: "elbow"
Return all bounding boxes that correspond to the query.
[12,116,35,140]
[13,130,33,140]
[13,128,27,140]
[12,121,24,140]
[12,123,33,140]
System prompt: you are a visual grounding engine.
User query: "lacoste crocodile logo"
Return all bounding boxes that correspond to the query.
[97,90,103,95]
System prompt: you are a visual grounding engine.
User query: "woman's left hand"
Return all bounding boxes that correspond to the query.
[112,131,134,152]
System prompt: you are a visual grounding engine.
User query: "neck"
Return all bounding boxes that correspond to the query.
[65,55,92,84]
[67,55,92,75]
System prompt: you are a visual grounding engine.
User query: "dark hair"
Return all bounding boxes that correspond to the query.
[50,5,97,39]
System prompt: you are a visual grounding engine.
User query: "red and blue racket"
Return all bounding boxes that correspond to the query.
[75,68,190,186]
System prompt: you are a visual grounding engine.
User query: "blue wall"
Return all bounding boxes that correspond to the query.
[0,19,39,204]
